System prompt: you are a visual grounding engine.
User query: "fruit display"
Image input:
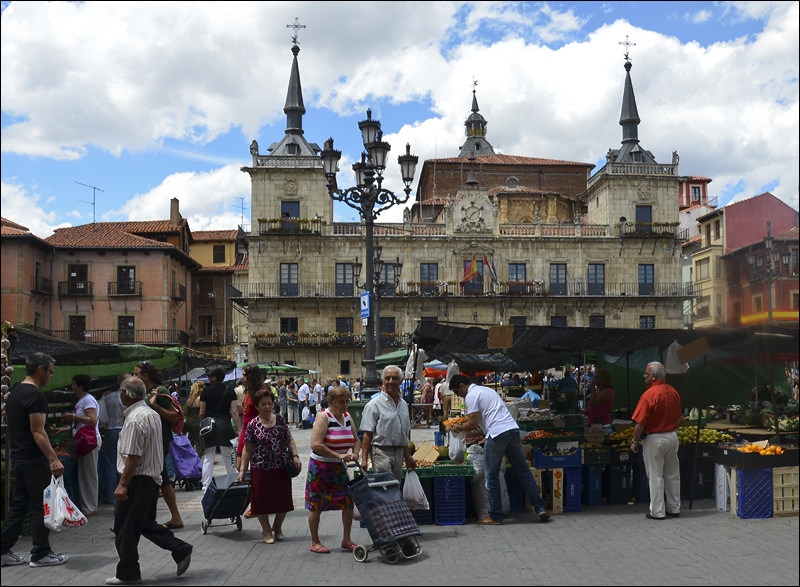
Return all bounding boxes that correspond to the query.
[763,415,799,433]
[443,416,468,431]
[736,443,785,455]
[676,426,734,445]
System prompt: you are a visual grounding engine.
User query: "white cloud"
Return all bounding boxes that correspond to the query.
[1,1,797,232]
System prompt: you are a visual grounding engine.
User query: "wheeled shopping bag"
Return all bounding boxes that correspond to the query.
[347,465,422,563]
[200,472,251,534]
[169,434,203,491]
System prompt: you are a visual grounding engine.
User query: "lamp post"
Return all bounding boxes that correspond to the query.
[352,244,403,357]
[321,109,418,396]
[746,220,791,443]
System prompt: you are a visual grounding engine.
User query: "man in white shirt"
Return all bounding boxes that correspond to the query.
[310,379,322,417]
[297,378,310,427]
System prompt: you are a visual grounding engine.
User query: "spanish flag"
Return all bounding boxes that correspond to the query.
[461,255,479,283]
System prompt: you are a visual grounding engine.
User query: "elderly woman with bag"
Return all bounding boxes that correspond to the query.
[237,388,298,544]
[305,384,360,554]
[63,373,101,516]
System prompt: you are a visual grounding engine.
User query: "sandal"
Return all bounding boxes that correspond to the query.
[310,544,330,554]
[341,541,357,552]
[162,521,184,530]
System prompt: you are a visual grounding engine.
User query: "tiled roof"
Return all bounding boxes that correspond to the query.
[774,226,799,240]
[193,229,239,241]
[45,223,178,248]
[427,153,594,167]
[1,217,30,233]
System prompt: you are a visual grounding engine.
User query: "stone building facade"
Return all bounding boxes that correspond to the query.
[232,41,694,379]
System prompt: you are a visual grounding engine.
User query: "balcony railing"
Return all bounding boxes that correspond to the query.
[57,281,93,297]
[250,332,409,349]
[108,281,143,296]
[33,276,53,295]
[171,283,186,301]
[230,281,694,300]
[48,329,189,345]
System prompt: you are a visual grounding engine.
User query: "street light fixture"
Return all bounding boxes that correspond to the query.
[321,109,418,397]
[746,220,791,443]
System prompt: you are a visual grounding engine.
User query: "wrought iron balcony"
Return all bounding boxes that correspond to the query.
[57,281,93,297]
[108,280,143,296]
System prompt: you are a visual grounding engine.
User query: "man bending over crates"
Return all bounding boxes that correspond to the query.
[449,374,551,525]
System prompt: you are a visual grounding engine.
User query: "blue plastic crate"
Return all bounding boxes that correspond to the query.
[582,464,606,506]
[563,467,582,512]
[532,448,582,469]
[736,468,773,519]
[434,476,466,525]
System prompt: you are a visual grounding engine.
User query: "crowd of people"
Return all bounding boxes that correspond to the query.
[8,346,764,579]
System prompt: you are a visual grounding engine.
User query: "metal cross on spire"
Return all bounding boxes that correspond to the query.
[287,17,306,45]
[472,77,479,89]
[619,35,636,62]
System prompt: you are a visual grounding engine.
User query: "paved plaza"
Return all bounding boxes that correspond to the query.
[2,425,797,586]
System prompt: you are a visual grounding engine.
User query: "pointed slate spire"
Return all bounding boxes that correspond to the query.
[284,42,306,136]
[458,81,495,158]
[607,45,656,165]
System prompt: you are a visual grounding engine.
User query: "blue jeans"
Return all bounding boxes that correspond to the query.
[98,428,121,504]
[484,429,546,521]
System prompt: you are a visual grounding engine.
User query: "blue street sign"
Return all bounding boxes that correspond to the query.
[360,291,370,318]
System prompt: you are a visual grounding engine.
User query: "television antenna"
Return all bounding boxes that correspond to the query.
[75,181,104,223]
[236,196,250,229]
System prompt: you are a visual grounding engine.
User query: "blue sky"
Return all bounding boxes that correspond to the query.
[1,1,798,238]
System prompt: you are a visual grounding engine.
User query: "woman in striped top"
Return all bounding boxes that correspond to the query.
[305,385,361,554]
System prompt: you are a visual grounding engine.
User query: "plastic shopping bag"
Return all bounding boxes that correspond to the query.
[449,431,467,463]
[402,470,430,510]
[43,475,88,531]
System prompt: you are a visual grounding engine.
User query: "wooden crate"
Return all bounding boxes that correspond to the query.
[773,466,799,517]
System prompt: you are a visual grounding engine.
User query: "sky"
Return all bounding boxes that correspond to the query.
[1,1,798,239]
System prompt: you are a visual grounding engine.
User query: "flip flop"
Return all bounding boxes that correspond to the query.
[162,521,184,530]
[310,544,330,554]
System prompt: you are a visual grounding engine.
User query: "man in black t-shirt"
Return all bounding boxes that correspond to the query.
[1,352,69,567]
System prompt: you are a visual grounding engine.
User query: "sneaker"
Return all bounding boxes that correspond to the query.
[1,551,27,566]
[105,578,142,586]
[29,551,68,567]
[538,510,551,523]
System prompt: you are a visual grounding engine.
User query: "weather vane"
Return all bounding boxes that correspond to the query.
[287,17,306,45]
[472,77,479,89]
[619,35,636,62]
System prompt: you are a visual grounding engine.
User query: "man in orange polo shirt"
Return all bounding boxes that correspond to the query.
[630,361,682,521]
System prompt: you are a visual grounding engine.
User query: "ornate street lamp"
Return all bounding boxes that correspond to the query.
[746,220,791,443]
[321,109,418,396]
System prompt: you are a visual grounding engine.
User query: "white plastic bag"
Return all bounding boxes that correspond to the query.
[301,406,310,421]
[402,470,430,510]
[352,503,363,521]
[43,475,87,531]
[449,431,467,463]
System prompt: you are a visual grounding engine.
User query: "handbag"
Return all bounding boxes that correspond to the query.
[199,417,216,438]
[43,475,88,531]
[199,388,227,438]
[278,419,301,478]
[73,424,98,457]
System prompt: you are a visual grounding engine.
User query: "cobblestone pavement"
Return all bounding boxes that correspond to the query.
[2,425,797,586]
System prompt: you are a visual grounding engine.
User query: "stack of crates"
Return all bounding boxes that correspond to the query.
[735,468,773,519]
[434,476,466,525]
[582,464,606,505]
[772,466,799,518]
[603,463,632,504]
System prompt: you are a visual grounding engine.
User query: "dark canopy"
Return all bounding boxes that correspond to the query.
[412,322,799,374]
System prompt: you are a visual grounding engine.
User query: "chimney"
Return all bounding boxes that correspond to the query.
[170,198,182,226]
